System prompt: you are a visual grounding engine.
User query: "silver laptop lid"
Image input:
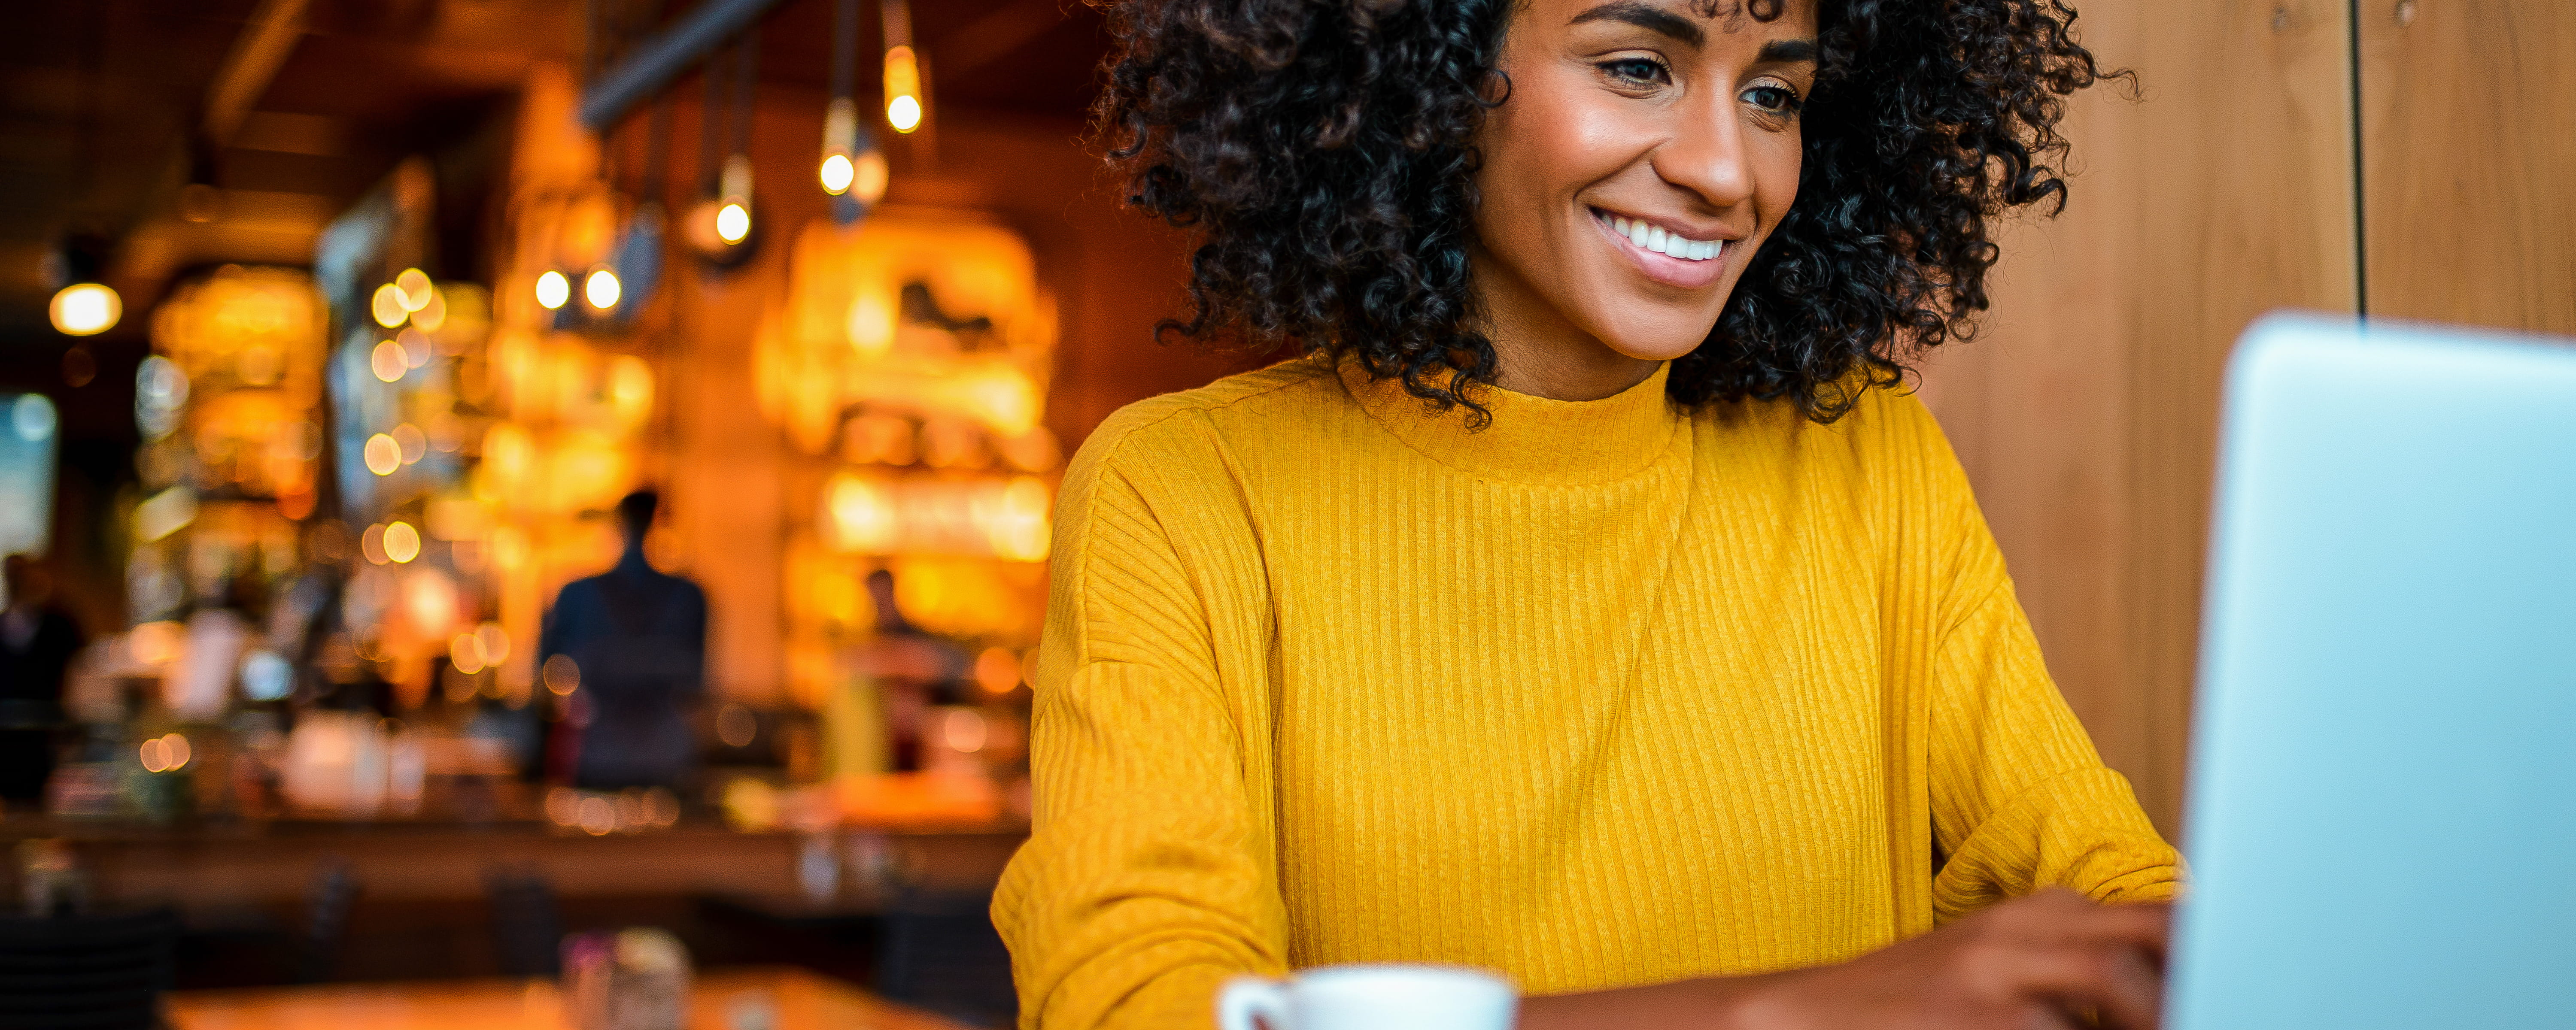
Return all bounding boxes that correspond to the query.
[2170,314,2576,1028]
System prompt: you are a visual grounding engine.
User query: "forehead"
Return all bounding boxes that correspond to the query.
[1534,0,1817,37]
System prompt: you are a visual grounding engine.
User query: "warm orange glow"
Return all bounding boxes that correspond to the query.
[542,654,581,695]
[820,152,855,195]
[129,621,182,665]
[941,708,988,754]
[394,268,434,311]
[371,340,407,382]
[583,267,620,309]
[140,733,190,773]
[412,286,449,332]
[49,283,120,336]
[534,270,571,310]
[884,46,923,133]
[370,284,408,328]
[716,203,750,244]
[383,521,422,563]
[973,646,1022,697]
[475,622,510,666]
[852,151,890,204]
[364,433,401,475]
[450,632,487,674]
[391,422,427,464]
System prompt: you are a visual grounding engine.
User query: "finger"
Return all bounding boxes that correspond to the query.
[2008,896,2172,960]
[1988,942,2164,1030]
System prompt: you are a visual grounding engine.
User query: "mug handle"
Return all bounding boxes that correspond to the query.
[1217,976,1292,1030]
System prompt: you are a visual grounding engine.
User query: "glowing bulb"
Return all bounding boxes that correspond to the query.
[535,270,570,310]
[715,203,750,243]
[364,433,401,476]
[371,283,408,328]
[884,46,923,134]
[584,267,620,309]
[820,152,854,195]
[852,151,890,204]
[371,340,407,383]
[382,521,421,563]
[49,283,120,336]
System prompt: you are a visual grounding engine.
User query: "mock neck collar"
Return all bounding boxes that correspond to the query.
[1339,358,1683,486]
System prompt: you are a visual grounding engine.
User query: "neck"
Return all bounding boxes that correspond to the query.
[1470,248,1662,402]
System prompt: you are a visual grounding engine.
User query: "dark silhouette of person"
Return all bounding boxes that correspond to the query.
[0,555,85,807]
[538,491,707,791]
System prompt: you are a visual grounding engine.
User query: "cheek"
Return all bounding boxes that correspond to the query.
[1753,131,1803,229]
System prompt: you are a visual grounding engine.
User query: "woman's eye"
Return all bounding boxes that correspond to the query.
[1741,84,1802,114]
[1600,58,1669,85]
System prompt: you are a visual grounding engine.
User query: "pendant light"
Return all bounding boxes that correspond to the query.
[882,0,926,135]
[821,0,887,224]
[685,30,760,267]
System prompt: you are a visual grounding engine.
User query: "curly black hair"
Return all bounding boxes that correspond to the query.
[1093,0,2125,422]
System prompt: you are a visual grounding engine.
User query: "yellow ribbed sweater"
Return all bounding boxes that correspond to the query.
[995,356,2179,1028]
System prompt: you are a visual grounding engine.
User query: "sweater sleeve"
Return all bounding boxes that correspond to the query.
[992,414,1289,1030]
[1891,399,2183,923]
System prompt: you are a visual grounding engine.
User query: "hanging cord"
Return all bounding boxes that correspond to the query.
[641,0,671,209]
[731,26,759,162]
[831,0,858,104]
[698,42,728,199]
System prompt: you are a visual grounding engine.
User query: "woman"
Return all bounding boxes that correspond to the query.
[997,0,2178,1026]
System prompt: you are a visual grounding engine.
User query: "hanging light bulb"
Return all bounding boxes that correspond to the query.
[535,270,571,309]
[48,283,121,336]
[716,154,753,244]
[820,153,854,195]
[584,266,622,309]
[885,46,923,133]
[820,98,858,194]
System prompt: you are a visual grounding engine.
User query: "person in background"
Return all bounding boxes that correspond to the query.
[0,555,85,810]
[538,491,707,792]
[859,567,967,772]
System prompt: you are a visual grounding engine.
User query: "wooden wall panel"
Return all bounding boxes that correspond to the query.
[1917,0,2357,838]
[2359,0,2576,332]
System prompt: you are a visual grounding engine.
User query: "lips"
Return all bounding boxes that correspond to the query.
[1589,207,1732,289]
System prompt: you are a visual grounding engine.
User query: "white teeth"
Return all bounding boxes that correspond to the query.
[1602,211,1721,261]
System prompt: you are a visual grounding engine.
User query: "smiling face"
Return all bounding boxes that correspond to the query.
[1469,0,1818,399]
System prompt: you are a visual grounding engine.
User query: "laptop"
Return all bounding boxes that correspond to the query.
[2167,314,2576,1028]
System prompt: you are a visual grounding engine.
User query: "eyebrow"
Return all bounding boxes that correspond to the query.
[1568,3,1823,64]
[1757,39,1819,64]
[1569,2,1704,49]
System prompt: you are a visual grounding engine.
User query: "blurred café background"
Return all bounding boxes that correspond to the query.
[0,0,2563,1027]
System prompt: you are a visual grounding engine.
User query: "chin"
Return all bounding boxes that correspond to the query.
[1582,302,1726,365]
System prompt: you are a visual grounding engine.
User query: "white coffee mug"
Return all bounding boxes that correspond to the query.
[1218,964,1516,1030]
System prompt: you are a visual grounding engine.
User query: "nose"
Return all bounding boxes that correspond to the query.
[1652,93,1756,212]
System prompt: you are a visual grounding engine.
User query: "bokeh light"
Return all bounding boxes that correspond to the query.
[49,283,120,336]
[534,270,570,310]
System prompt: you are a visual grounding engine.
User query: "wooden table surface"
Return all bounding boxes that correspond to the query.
[166,966,978,1030]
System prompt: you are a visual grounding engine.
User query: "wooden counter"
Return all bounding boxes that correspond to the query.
[2,818,1025,909]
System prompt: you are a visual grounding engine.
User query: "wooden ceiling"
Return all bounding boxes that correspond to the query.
[0,0,1111,342]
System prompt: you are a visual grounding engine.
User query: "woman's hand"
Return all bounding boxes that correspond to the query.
[1519,888,2171,1030]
